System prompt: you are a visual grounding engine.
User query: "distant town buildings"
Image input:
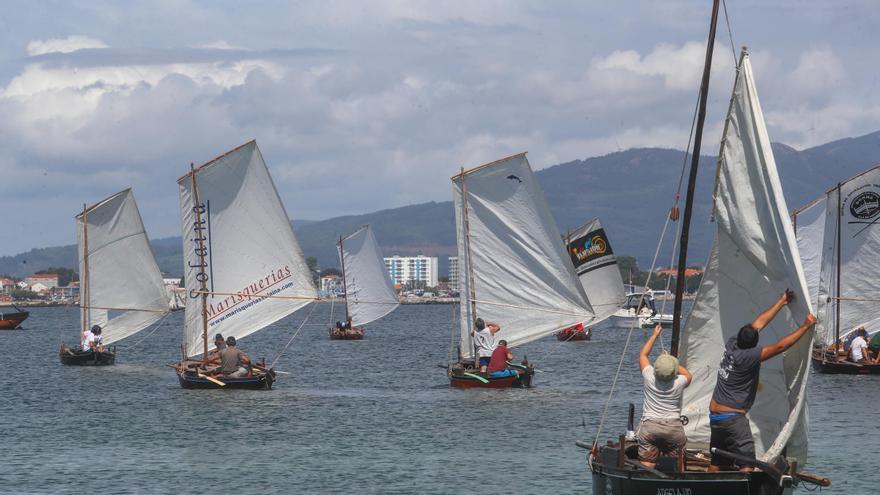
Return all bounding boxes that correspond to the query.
[448,256,459,290]
[24,273,59,290]
[384,255,439,288]
[320,274,345,296]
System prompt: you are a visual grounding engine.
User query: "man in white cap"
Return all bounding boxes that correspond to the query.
[637,324,692,468]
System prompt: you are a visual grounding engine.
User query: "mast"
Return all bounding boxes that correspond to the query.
[671,0,721,356]
[834,183,842,352]
[81,204,90,338]
[339,234,350,321]
[459,167,478,360]
[190,163,210,363]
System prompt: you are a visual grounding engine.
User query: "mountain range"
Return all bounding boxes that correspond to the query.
[3,130,880,279]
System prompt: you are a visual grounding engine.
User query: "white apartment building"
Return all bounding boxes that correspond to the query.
[384,255,438,287]
[448,256,459,290]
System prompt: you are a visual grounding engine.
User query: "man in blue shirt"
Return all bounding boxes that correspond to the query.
[707,289,816,472]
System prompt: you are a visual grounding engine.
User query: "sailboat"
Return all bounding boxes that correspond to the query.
[559,218,626,341]
[329,225,400,340]
[60,189,171,366]
[173,140,317,389]
[0,305,29,330]
[796,165,880,374]
[586,4,829,491]
[449,153,598,388]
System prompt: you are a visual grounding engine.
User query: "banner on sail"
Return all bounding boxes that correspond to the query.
[566,225,616,275]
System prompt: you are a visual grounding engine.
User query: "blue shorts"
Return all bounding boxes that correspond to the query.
[479,356,491,366]
[489,369,517,378]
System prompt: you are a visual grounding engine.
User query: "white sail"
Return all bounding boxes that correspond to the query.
[452,153,594,359]
[339,225,399,326]
[565,218,626,321]
[178,141,317,358]
[814,165,880,346]
[679,53,812,463]
[792,197,826,310]
[77,189,170,345]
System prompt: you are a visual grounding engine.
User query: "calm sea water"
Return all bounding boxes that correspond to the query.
[0,304,871,494]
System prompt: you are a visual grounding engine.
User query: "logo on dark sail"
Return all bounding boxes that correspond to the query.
[850,191,880,220]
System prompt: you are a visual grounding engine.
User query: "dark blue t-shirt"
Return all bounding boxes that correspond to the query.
[712,335,764,410]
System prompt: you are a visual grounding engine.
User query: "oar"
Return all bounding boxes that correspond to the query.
[462,372,489,383]
[197,373,226,387]
[506,361,545,373]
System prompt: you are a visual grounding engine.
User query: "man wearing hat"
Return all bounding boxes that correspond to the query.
[472,318,501,373]
[707,289,817,472]
[637,324,692,468]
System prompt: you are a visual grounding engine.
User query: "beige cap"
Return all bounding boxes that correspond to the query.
[654,354,679,382]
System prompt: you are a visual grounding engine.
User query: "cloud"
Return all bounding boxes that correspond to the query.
[26,35,108,56]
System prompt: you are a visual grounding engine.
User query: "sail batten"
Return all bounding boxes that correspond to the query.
[679,53,812,464]
[178,141,317,358]
[77,189,170,345]
[338,225,399,326]
[452,153,594,358]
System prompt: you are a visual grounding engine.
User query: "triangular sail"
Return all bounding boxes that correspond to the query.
[565,218,626,321]
[679,53,812,463]
[792,197,827,310]
[178,141,317,358]
[452,153,594,359]
[814,165,880,346]
[77,189,170,345]
[339,225,399,326]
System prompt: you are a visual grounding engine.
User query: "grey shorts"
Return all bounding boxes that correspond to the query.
[637,419,686,462]
[710,414,755,466]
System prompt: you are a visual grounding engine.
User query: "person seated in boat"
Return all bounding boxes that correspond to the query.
[209,333,226,357]
[637,324,692,469]
[849,328,870,364]
[869,331,880,364]
[206,336,251,377]
[81,325,97,352]
[343,318,353,330]
[90,326,105,353]
[708,289,817,472]
[487,339,520,378]
[335,321,343,330]
[472,318,501,373]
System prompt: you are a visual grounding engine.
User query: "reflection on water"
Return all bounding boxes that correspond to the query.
[0,304,870,493]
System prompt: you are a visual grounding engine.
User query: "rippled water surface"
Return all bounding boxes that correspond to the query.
[0,304,871,494]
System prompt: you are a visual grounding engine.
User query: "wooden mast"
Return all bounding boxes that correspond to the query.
[81,204,90,340]
[671,0,721,356]
[190,163,210,363]
[339,234,350,322]
[459,167,479,362]
[834,183,842,354]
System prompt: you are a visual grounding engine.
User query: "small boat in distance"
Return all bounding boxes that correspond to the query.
[173,141,318,389]
[60,189,171,366]
[794,164,880,374]
[0,306,29,330]
[449,153,599,388]
[613,290,674,327]
[329,225,400,340]
[556,322,591,341]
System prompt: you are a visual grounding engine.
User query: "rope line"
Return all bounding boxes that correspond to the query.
[117,310,174,350]
[722,0,738,68]
[268,302,319,370]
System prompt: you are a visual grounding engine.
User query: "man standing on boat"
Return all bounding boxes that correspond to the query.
[472,318,501,373]
[637,324,692,468]
[707,289,817,472]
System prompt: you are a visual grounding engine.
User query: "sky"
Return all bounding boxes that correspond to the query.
[1,0,878,255]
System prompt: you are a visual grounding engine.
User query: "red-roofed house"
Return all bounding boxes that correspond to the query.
[0,277,15,294]
[24,274,59,289]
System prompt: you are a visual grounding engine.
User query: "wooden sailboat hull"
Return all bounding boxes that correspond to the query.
[59,344,116,366]
[811,349,880,374]
[328,326,365,340]
[590,444,794,495]
[448,361,534,388]
[176,367,276,390]
[0,310,29,329]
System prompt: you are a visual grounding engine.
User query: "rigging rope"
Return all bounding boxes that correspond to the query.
[117,310,174,350]
[268,301,319,370]
[722,0,738,68]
